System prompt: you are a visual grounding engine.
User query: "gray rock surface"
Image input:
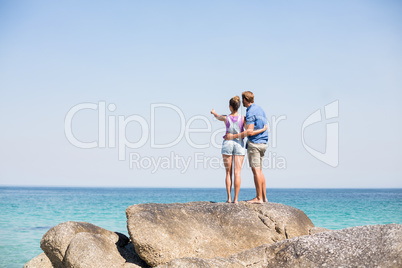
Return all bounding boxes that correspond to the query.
[126,201,314,267]
[264,224,402,268]
[158,224,402,268]
[309,226,331,235]
[39,221,148,268]
[23,252,53,268]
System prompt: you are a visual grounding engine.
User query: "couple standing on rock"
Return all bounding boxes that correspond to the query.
[211,91,269,204]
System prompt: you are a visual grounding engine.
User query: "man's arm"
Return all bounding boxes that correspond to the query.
[225,124,268,140]
[249,124,268,136]
[225,124,254,140]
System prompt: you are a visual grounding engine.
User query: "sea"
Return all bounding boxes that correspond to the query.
[0,187,401,268]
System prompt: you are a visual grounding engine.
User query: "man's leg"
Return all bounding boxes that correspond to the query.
[258,144,268,202]
[247,143,262,203]
[261,170,267,202]
[246,173,260,202]
[247,142,268,203]
[253,169,260,199]
[248,167,263,203]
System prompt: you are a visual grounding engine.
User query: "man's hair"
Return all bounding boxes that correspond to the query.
[242,91,254,103]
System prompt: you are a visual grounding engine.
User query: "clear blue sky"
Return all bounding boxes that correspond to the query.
[1,0,401,187]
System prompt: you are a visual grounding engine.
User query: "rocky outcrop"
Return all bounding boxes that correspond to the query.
[264,224,402,267]
[158,224,402,268]
[40,221,120,267]
[39,221,148,268]
[63,232,142,268]
[126,201,314,267]
[23,252,52,268]
[25,202,402,268]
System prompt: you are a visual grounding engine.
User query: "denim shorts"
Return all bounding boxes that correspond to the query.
[221,139,246,156]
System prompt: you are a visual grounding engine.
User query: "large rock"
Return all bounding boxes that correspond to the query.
[158,224,402,268]
[39,221,148,268]
[126,201,314,266]
[23,252,53,268]
[41,221,120,267]
[263,224,402,267]
[63,232,146,268]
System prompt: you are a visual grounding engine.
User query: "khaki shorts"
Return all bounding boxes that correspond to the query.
[247,141,267,168]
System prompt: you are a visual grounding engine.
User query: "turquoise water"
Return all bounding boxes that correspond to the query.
[0,187,401,268]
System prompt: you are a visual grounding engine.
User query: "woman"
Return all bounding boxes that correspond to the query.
[211,96,267,203]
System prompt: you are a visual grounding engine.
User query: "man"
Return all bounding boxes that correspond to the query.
[225,91,269,203]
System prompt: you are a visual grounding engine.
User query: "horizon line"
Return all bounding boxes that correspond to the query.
[0,185,401,190]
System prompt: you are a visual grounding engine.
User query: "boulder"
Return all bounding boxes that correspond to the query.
[23,252,53,268]
[39,221,149,268]
[263,224,402,268]
[63,232,146,268]
[41,221,120,267]
[126,201,314,266]
[158,224,402,268]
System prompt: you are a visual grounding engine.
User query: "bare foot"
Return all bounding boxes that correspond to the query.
[233,200,238,204]
[247,199,263,204]
[264,199,268,202]
[247,197,259,202]
[226,200,232,203]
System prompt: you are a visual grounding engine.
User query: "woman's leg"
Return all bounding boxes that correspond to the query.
[222,154,233,203]
[233,155,244,203]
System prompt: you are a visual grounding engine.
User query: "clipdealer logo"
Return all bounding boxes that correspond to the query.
[64,100,339,172]
[301,100,339,167]
[64,101,287,172]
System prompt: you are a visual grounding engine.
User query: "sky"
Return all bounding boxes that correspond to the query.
[0,0,401,188]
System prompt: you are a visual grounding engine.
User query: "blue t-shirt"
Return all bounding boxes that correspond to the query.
[246,103,269,144]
